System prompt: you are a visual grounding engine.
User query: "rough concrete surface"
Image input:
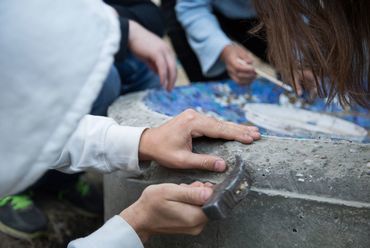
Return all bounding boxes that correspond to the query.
[105,91,370,248]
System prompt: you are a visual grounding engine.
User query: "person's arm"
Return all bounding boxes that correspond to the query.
[176,0,232,77]
[54,109,260,174]
[57,115,147,247]
[60,110,259,247]
[176,0,256,84]
[128,20,177,91]
[53,115,145,176]
[68,216,144,248]
[68,182,214,248]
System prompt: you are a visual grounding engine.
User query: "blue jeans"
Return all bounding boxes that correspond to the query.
[91,53,160,116]
[117,52,161,94]
[90,66,121,116]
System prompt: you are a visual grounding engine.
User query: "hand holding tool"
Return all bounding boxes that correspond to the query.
[202,155,252,220]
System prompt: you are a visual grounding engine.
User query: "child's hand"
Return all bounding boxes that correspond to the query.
[120,182,214,242]
[138,109,260,172]
[221,44,257,85]
[128,20,177,91]
[293,69,318,98]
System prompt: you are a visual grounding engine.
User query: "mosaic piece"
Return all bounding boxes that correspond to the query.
[144,79,370,142]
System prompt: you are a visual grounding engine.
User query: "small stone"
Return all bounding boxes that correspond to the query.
[321,156,328,159]
[367,170,370,176]
[303,159,313,166]
[349,149,358,153]
[297,178,305,182]
[296,173,304,177]
[367,162,370,169]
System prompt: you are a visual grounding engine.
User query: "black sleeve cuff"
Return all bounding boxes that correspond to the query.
[115,16,129,62]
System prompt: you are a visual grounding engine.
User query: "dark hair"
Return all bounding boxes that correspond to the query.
[252,0,370,108]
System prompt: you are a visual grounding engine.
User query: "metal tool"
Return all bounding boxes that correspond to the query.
[236,58,294,92]
[202,155,252,220]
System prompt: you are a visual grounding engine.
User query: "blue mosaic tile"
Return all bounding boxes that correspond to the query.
[144,79,370,143]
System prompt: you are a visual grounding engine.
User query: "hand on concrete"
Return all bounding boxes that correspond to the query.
[138,109,260,172]
[221,44,257,85]
[120,182,213,242]
[128,20,177,91]
[293,69,318,97]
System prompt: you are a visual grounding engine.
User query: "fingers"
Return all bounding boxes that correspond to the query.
[154,48,177,92]
[221,44,256,85]
[144,109,260,173]
[293,75,304,96]
[180,181,203,188]
[229,58,256,85]
[234,58,255,73]
[180,182,214,189]
[164,49,177,91]
[190,181,214,188]
[124,183,210,239]
[180,181,215,189]
[166,184,213,206]
[190,181,205,187]
[166,203,208,233]
[154,53,168,90]
[190,113,261,144]
[293,70,318,97]
[229,71,256,85]
[160,222,207,236]
[204,182,214,188]
[180,152,227,172]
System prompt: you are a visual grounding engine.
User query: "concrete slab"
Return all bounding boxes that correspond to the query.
[105,90,370,248]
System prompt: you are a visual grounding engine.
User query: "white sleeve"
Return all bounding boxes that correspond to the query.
[53,115,146,177]
[68,216,144,248]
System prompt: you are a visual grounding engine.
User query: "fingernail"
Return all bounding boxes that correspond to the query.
[200,188,213,201]
[243,134,253,142]
[254,132,261,139]
[214,160,226,172]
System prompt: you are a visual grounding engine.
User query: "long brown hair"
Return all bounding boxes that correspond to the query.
[252,0,370,108]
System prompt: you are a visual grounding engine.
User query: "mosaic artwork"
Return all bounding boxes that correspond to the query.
[144,79,370,143]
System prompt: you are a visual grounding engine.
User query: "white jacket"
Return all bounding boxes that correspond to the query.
[0,0,143,247]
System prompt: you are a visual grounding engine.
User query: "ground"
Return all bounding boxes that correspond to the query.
[0,174,103,248]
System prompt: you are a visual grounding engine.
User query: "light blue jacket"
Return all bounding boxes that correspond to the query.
[176,0,256,77]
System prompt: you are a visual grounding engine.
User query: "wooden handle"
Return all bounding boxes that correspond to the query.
[255,68,293,92]
[236,58,293,92]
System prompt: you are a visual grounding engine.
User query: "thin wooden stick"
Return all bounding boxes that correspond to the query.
[236,58,293,92]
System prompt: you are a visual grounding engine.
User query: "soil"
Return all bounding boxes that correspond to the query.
[0,176,103,248]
